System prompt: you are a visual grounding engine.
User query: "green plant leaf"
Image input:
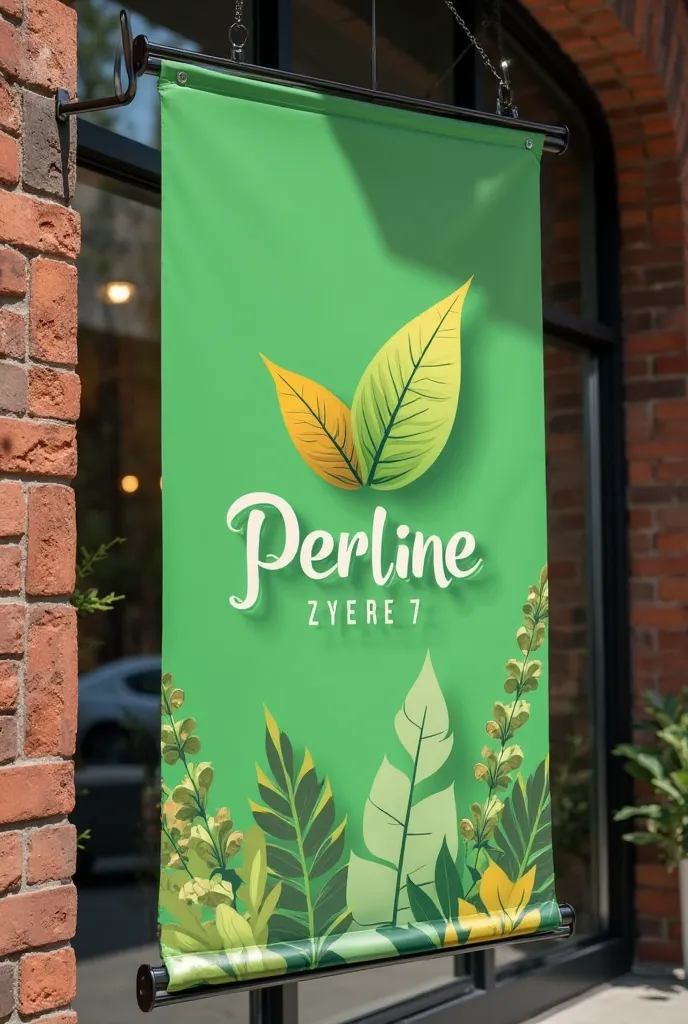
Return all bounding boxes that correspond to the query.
[161,925,214,955]
[258,781,292,818]
[493,757,555,902]
[303,783,335,856]
[216,903,254,950]
[214,904,288,981]
[406,876,442,927]
[345,852,396,928]
[295,763,322,829]
[279,882,308,913]
[379,923,439,957]
[268,913,311,943]
[266,845,302,879]
[311,820,346,878]
[613,804,661,822]
[351,280,472,490]
[434,837,464,918]
[347,651,458,928]
[313,866,348,935]
[249,804,297,842]
[621,831,664,845]
[255,882,282,944]
[252,709,351,969]
[394,652,453,783]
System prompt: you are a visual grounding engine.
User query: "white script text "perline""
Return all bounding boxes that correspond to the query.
[226,492,482,612]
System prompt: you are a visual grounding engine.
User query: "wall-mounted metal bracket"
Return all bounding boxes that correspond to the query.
[56,9,139,122]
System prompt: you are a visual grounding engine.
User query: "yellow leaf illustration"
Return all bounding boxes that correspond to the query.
[457,861,541,943]
[261,355,362,490]
[352,279,472,490]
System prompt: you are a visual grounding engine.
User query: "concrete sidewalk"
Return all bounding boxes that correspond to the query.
[537,975,687,1024]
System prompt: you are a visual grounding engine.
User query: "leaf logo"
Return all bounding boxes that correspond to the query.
[262,278,472,491]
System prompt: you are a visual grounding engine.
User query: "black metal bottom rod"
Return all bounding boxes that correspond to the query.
[136,904,575,1012]
[134,36,568,155]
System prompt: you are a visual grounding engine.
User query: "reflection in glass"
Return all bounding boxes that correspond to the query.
[477,24,594,317]
[543,340,598,937]
[496,339,599,976]
[292,0,454,101]
[299,957,460,1024]
[74,0,255,147]
[73,172,249,1024]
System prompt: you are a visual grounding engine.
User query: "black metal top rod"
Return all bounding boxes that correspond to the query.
[55,11,568,155]
[136,904,576,1012]
[138,37,568,155]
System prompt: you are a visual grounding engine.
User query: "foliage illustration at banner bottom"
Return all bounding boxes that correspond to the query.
[158,568,561,991]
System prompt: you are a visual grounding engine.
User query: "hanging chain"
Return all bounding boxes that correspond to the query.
[443,0,518,118]
[229,0,249,62]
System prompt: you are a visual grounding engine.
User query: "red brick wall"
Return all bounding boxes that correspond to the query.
[522,0,688,967]
[0,0,79,1020]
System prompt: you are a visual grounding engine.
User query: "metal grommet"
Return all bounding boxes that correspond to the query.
[525,138,533,150]
[176,71,188,85]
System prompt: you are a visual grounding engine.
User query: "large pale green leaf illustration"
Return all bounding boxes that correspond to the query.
[493,757,556,902]
[250,707,352,970]
[351,279,472,490]
[346,652,457,927]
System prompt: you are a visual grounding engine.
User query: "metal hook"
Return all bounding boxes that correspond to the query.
[229,22,249,63]
[496,59,518,119]
[56,9,139,120]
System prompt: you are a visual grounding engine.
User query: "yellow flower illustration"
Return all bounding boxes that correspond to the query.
[457,861,541,943]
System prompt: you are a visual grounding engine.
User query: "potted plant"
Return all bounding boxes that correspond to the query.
[614,688,688,979]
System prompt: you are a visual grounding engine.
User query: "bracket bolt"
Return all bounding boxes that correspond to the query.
[176,71,188,85]
[525,138,533,150]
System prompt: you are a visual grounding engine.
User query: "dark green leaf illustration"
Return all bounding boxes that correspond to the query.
[351,280,472,490]
[434,837,464,919]
[406,877,443,933]
[251,706,351,969]
[266,845,302,878]
[493,757,556,902]
[347,652,457,928]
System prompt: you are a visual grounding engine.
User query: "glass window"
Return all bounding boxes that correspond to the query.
[76,171,162,671]
[496,338,601,976]
[126,667,162,694]
[74,0,255,147]
[73,172,250,1024]
[292,0,455,101]
[299,958,462,1024]
[476,23,595,318]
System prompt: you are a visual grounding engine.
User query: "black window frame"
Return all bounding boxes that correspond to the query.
[75,2,633,1023]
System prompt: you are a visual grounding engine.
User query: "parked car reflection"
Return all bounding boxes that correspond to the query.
[77,654,161,765]
[75,655,161,879]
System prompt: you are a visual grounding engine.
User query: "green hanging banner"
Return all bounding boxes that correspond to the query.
[158,61,562,994]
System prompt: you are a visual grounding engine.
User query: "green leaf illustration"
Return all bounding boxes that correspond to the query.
[251,708,351,969]
[434,837,464,919]
[351,279,472,490]
[346,651,457,928]
[215,903,288,981]
[406,877,443,938]
[235,826,283,946]
[493,757,556,901]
